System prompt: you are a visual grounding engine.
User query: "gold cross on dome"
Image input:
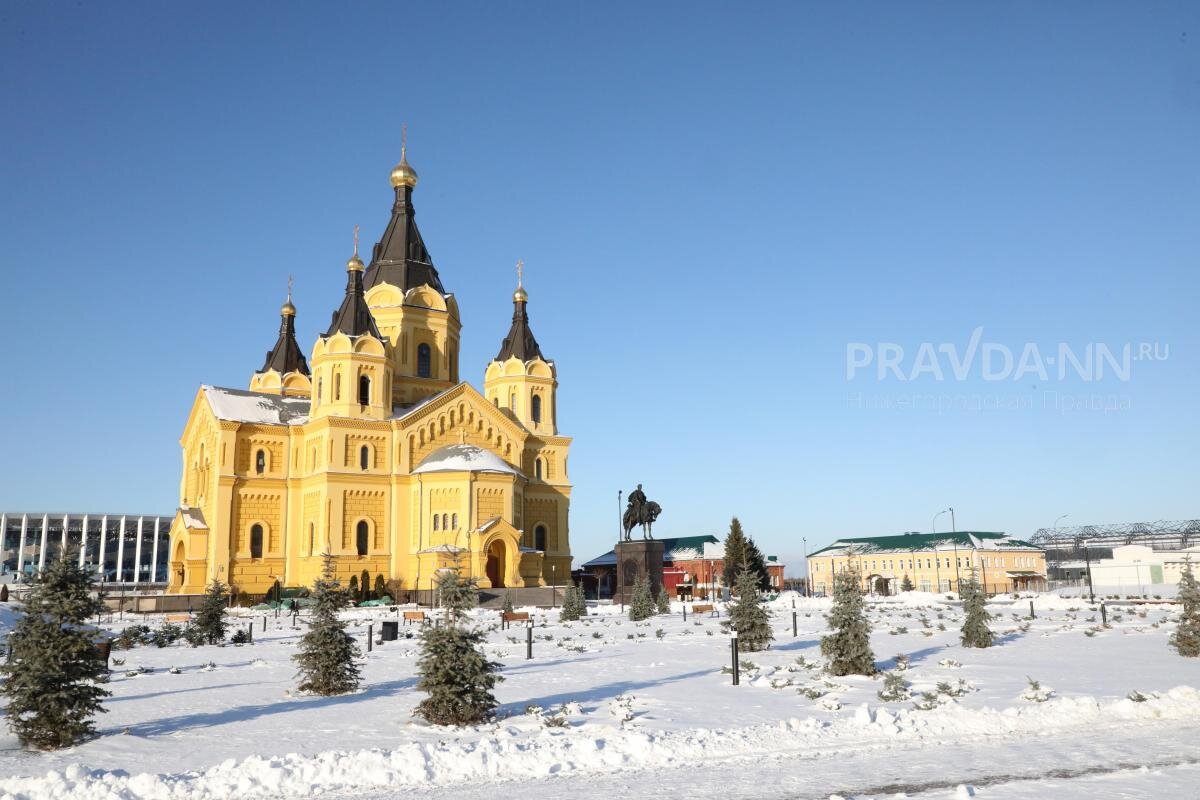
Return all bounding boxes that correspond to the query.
[516,259,524,288]
[401,123,408,158]
[353,224,360,256]
[287,274,294,302]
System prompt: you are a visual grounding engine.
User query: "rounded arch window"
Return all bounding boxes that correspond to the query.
[534,457,543,480]
[255,449,266,474]
[417,344,432,378]
[250,524,264,558]
[452,512,458,529]
[334,371,341,400]
[358,374,371,406]
[442,513,449,530]
[531,393,542,424]
[533,524,547,552]
[360,445,370,470]
[308,522,315,555]
[356,520,369,556]
[432,514,440,531]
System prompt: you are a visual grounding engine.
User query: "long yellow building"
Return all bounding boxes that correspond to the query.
[807,532,1046,596]
[167,149,571,597]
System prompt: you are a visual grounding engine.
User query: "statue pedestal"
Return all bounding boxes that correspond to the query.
[614,539,665,605]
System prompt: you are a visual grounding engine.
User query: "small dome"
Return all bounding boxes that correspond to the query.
[513,286,528,303]
[390,155,419,189]
[346,253,365,272]
[280,300,296,317]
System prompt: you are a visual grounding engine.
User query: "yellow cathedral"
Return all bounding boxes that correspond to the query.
[167,147,572,597]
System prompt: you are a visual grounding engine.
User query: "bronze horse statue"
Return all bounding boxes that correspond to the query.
[622,500,662,541]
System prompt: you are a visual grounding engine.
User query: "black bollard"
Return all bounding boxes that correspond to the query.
[1100,601,1108,627]
[526,621,533,660]
[367,623,373,652]
[1030,600,1035,619]
[262,616,267,632]
[731,632,740,686]
[792,611,798,637]
[683,605,687,623]
[247,622,253,644]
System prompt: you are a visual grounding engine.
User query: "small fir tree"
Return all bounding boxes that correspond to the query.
[900,574,914,592]
[1,555,109,749]
[628,573,655,621]
[743,537,771,591]
[959,571,993,648]
[820,567,876,676]
[193,578,229,644]
[502,591,515,614]
[729,570,773,651]
[559,581,586,622]
[348,575,359,601]
[374,574,387,601]
[655,585,671,615]
[0,583,8,602]
[1170,559,1200,657]
[294,553,361,695]
[360,570,371,602]
[415,556,501,725]
[722,517,749,587]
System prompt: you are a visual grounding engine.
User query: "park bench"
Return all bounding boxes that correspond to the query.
[500,611,530,629]
[691,604,718,617]
[402,610,429,626]
[164,613,192,624]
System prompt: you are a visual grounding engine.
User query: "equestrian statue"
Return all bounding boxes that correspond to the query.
[621,483,663,541]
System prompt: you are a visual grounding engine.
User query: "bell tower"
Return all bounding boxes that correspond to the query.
[309,230,394,421]
[249,279,312,397]
[362,130,462,406]
[483,262,558,435]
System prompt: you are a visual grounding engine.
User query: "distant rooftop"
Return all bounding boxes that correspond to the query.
[808,531,1041,557]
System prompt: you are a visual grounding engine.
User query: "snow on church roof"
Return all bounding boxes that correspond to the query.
[202,386,310,425]
[412,444,524,477]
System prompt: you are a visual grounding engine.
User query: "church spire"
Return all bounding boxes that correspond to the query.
[495,260,546,362]
[364,126,446,294]
[324,226,384,339]
[257,276,310,377]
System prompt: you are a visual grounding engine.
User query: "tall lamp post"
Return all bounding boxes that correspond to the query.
[801,537,808,597]
[932,509,949,592]
[1052,514,1069,595]
[1083,540,1095,604]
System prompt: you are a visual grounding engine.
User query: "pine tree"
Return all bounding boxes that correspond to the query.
[959,571,993,648]
[729,570,773,651]
[0,583,8,602]
[628,574,655,621]
[1170,559,1200,657]
[744,536,770,592]
[722,517,748,588]
[348,575,359,601]
[559,581,586,622]
[294,553,361,695]
[374,574,387,601]
[415,556,501,726]
[502,590,515,614]
[1,555,109,749]
[360,570,370,602]
[900,574,914,592]
[655,585,671,615]
[193,578,229,644]
[820,568,876,676]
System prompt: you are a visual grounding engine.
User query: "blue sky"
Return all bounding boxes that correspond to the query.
[1,2,1197,573]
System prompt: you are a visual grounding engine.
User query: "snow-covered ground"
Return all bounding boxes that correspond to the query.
[0,591,1197,799]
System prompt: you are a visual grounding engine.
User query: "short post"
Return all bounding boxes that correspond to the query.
[526,620,533,660]
[792,610,798,637]
[292,610,298,627]
[1100,601,1108,627]
[1029,600,1035,619]
[262,616,267,632]
[247,622,253,644]
[730,632,740,686]
[367,623,373,652]
[682,605,687,623]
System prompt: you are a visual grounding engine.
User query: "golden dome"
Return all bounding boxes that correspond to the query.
[346,252,365,272]
[390,155,419,189]
[513,286,528,303]
[281,300,296,317]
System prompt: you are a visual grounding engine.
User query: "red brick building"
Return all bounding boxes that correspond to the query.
[581,535,785,600]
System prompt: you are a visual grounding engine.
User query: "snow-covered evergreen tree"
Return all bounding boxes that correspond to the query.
[900,574,914,592]
[729,570,773,651]
[655,585,671,615]
[628,574,655,621]
[959,571,993,648]
[415,556,501,726]
[294,553,361,695]
[1170,559,1200,658]
[374,574,387,601]
[193,578,229,644]
[820,567,876,676]
[559,581,586,622]
[722,517,749,587]
[502,591,515,614]
[1,555,109,749]
[743,537,771,591]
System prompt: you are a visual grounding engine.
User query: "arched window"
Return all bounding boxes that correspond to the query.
[534,524,547,552]
[510,392,516,409]
[433,514,440,531]
[360,445,370,470]
[356,520,369,556]
[531,394,542,424]
[317,378,322,403]
[250,524,264,558]
[334,372,341,400]
[308,523,315,556]
[255,449,266,474]
[417,344,432,378]
[442,513,449,530]
[534,457,543,480]
[451,513,458,530]
[358,374,370,406]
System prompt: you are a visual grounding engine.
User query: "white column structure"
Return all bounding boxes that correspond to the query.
[115,515,127,583]
[133,516,144,586]
[17,514,28,576]
[98,515,108,578]
[79,515,89,567]
[37,514,49,573]
[0,514,5,566]
[61,514,70,555]
[150,517,161,583]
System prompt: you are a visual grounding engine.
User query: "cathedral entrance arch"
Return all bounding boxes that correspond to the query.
[171,539,186,589]
[486,539,507,588]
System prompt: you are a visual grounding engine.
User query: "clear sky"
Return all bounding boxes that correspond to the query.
[1,2,1197,574]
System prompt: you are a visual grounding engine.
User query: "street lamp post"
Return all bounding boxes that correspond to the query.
[1083,540,1095,603]
[801,537,808,597]
[932,509,949,593]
